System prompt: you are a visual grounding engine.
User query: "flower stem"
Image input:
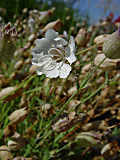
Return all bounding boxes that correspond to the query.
[76,44,98,56]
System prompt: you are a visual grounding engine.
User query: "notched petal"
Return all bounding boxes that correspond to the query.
[45,29,58,40]
[59,63,71,78]
[54,37,68,47]
[66,36,76,64]
[45,66,59,78]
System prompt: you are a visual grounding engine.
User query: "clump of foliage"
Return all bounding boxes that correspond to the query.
[0,1,120,160]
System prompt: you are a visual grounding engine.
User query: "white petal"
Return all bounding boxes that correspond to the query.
[36,60,59,78]
[37,70,43,75]
[32,55,52,67]
[43,61,57,71]
[45,29,58,40]
[28,18,35,24]
[35,38,47,46]
[63,31,68,39]
[66,36,76,64]
[69,36,76,53]
[32,52,43,57]
[66,54,76,65]
[54,37,68,47]
[59,63,71,78]
[33,38,52,55]
[45,67,59,78]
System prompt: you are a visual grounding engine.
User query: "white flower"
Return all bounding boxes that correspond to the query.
[32,29,76,78]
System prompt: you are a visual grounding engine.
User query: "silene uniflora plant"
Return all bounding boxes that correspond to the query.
[32,29,76,78]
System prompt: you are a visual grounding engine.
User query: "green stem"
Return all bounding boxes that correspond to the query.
[76,44,98,56]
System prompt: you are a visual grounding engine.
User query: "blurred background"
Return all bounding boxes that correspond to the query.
[0,0,120,24]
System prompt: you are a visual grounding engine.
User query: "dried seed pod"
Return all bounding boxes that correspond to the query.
[81,63,91,74]
[94,54,118,69]
[103,29,120,59]
[68,111,76,121]
[66,16,71,21]
[75,132,100,146]
[69,100,80,110]
[24,42,31,50]
[0,86,23,101]
[9,107,28,124]
[14,60,24,70]
[28,34,35,42]
[0,145,13,160]
[0,23,17,61]
[101,143,112,155]
[75,28,88,47]
[68,86,77,96]
[94,34,109,46]
[23,50,30,57]
[0,74,9,87]
[42,103,51,111]
[8,140,19,151]
[41,19,63,33]
[70,26,75,34]
[39,10,52,24]
[22,8,28,14]
[14,48,23,57]
[19,94,27,107]
[55,86,63,95]
[24,58,31,65]
[96,76,105,84]
[9,71,18,80]
[52,117,69,132]
[0,86,17,99]
[29,65,38,74]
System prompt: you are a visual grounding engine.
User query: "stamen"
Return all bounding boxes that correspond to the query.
[48,48,64,62]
